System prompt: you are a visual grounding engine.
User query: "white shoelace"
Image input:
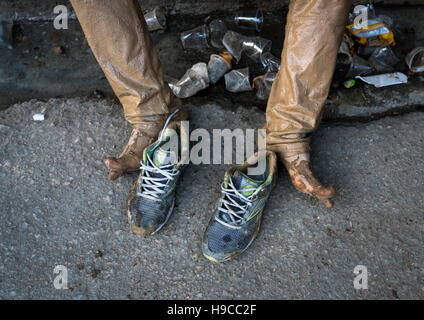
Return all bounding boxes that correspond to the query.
[136,153,179,202]
[136,109,180,202]
[215,177,256,229]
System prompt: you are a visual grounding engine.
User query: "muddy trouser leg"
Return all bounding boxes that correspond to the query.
[70,0,187,180]
[265,0,352,207]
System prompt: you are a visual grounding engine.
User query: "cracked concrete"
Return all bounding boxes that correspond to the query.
[0,97,423,299]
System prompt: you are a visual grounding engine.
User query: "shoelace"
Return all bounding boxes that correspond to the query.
[136,109,179,202]
[215,177,257,229]
[136,153,179,202]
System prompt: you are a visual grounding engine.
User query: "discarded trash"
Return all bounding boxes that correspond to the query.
[180,25,210,49]
[260,52,281,72]
[357,46,379,58]
[338,37,353,65]
[209,19,227,49]
[347,18,395,46]
[405,47,424,73]
[347,3,395,46]
[144,7,167,31]
[253,73,276,100]
[0,21,13,49]
[356,72,407,88]
[242,36,272,62]
[343,79,356,88]
[33,114,45,121]
[208,52,232,85]
[225,68,251,93]
[234,8,264,32]
[223,31,245,62]
[346,55,374,78]
[168,62,209,98]
[377,14,394,29]
[368,46,399,73]
[349,2,377,23]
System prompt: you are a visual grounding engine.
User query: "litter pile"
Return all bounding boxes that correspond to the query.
[160,8,280,100]
[1,4,423,109]
[335,3,424,88]
[148,3,424,101]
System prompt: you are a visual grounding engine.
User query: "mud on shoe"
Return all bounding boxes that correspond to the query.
[202,151,277,262]
[127,116,188,237]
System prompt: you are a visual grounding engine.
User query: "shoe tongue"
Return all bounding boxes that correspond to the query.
[218,171,261,224]
[232,170,261,197]
[152,147,177,167]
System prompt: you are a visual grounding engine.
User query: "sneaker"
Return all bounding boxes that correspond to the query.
[127,119,187,237]
[202,151,278,262]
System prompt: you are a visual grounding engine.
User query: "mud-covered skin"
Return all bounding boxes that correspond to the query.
[105,108,188,181]
[282,153,336,208]
[105,129,155,181]
[270,141,336,208]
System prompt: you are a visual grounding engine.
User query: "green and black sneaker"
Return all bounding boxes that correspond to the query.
[127,119,188,237]
[202,151,278,262]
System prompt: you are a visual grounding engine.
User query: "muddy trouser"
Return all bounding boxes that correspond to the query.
[70,0,185,137]
[266,0,352,155]
[71,0,351,151]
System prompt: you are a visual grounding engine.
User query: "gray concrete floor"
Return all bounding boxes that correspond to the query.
[0,97,423,299]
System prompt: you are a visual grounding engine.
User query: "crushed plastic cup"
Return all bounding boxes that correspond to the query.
[223,31,245,63]
[225,68,251,93]
[223,31,272,63]
[356,72,408,88]
[209,19,227,49]
[144,7,166,31]
[168,63,209,98]
[208,52,232,85]
[346,55,374,78]
[253,73,276,100]
[260,52,280,72]
[180,25,210,50]
[234,8,264,32]
[368,46,399,73]
[405,47,424,73]
[242,36,272,62]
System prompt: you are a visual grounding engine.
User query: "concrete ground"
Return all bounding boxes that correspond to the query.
[0,97,423,299]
